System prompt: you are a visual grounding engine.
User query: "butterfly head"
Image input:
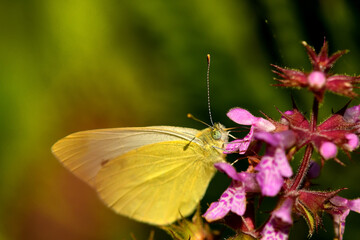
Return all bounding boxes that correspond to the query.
[211,123,228,142]
[208,123,229,152]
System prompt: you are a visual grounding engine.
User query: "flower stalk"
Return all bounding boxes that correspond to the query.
[289,144,313,192]
[289,97,318,192]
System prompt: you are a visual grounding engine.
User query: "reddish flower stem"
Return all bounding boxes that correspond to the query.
[289,98,318,191]
[310,97,319,131]
[289,144,313,191]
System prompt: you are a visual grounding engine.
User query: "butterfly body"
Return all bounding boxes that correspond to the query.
[52,123,228,225]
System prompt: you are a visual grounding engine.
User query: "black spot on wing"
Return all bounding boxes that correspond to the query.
[183,137,196,151]
[101,159,110,167]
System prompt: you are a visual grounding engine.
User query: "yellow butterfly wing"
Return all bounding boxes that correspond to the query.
[51,126,199,187]
[52,123,228,225]
[95,140,223,225]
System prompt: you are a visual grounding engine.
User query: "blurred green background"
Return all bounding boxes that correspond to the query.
[1,0,360,239]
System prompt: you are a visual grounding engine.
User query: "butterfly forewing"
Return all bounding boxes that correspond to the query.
[51,126,199,187]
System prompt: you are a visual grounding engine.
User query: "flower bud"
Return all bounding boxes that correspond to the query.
[280,110,294,125]
[344,133,359,151]
[307,161,321,179]
[344,105,360,123]
[320,141,337,159]
[308,71,326,90]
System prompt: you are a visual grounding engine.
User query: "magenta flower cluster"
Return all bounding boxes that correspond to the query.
[202,40,360,239]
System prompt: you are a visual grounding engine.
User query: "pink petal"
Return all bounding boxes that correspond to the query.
[227,108,275,132]
[203,182,246,222]
[261,219,290,240]
[230,183,246,216]
[261,226,289,240]
[332,209,349,240]
[275,131,296,149]
[260,199,293,240]
[227,108,257,125]
[224,126,254,154]
[214,162,240,181]
[255,156,284,196]
[273,198,293,225]
[348,199,360,213]
[333,196,360,213]
[344,133,359,151]
[203,201,229,222]
[330,196,348,207]
[256,169,283,197]
[253,117,276,132]
[274,148,293,178]
[344,105,360,123]
[238,172,260,192]
[328,196,360,240]
[224,140,243,153]
[254,130,295,149]
[254,131,278,146]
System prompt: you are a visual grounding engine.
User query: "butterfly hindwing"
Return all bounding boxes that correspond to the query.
[95,140,220,225]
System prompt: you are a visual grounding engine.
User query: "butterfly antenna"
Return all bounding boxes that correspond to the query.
[207,54,214,126]
[187,113,211,128]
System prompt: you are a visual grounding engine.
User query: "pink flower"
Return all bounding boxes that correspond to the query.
[203,163,259,222]
[225,108,275,154]
[272,40,360,102]
[344,105,360,123]
[254,131,295,196]
[281,108,360,161]
[344,104,360,134]
[327,196,360,240]
[343,133,359,151]
[261,198,293,240]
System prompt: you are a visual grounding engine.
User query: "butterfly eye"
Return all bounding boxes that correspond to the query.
[211,129,222,140]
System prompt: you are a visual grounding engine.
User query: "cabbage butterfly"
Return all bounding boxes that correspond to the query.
[52,54,229,225]
[52,123,228,225]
